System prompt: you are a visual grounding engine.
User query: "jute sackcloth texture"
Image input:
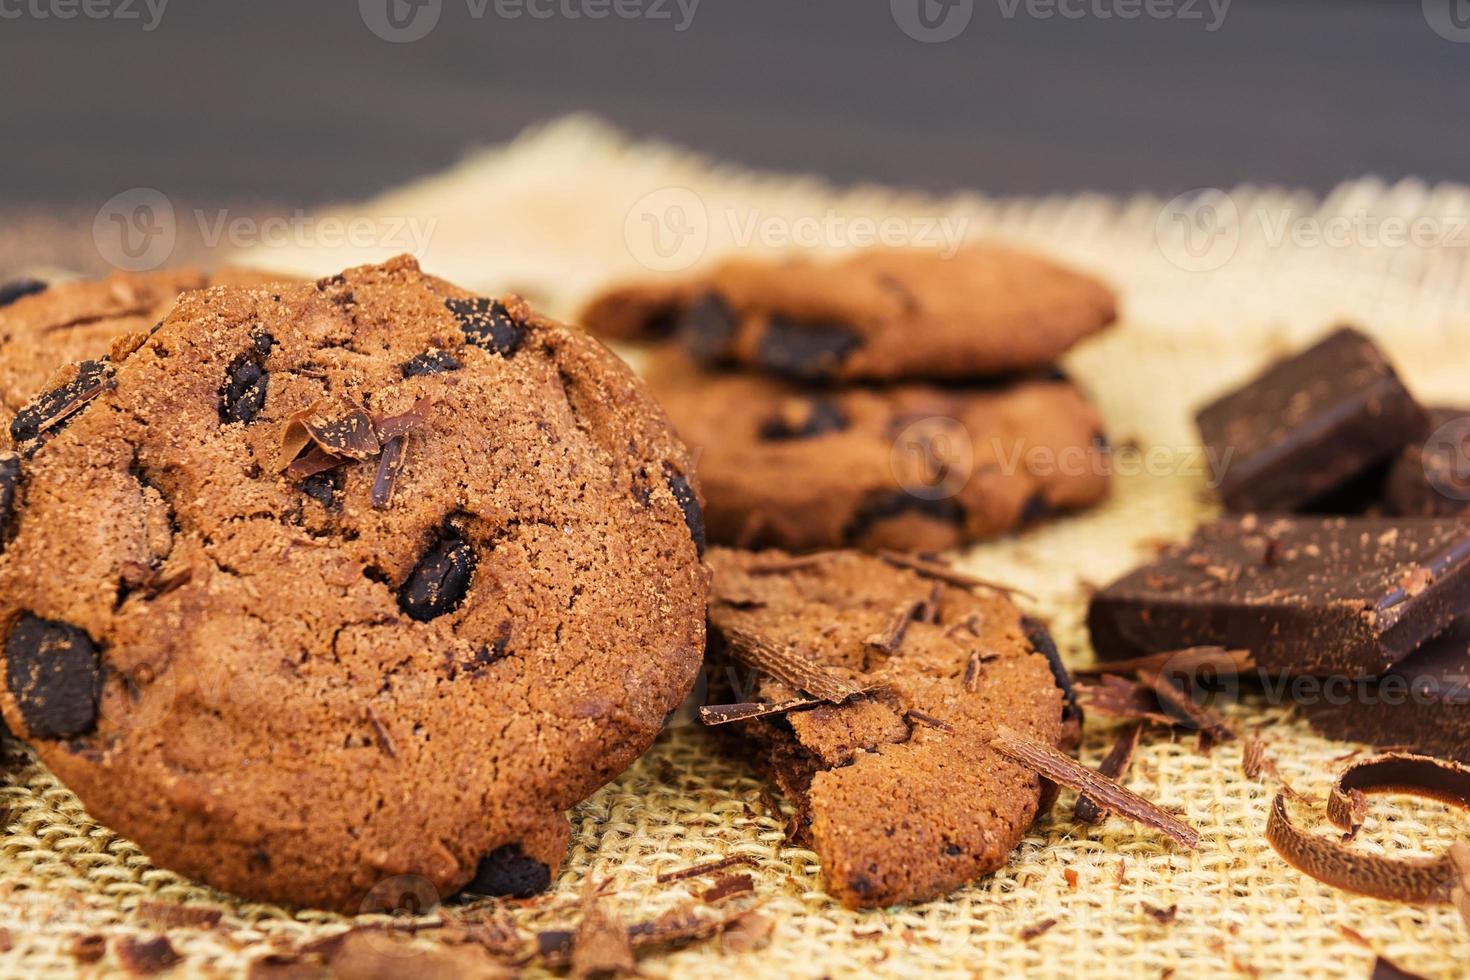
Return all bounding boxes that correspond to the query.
[2,117,1468,978]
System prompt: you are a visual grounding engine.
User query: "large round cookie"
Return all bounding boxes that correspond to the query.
[705,547,1075,908]
[579,245,1116,381]
[643,349,1110,552]
[0,267,286,442]
[0,256,708,912]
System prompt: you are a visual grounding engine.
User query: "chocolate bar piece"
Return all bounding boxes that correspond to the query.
[1087,514,1470,676]
[1297,614,1470,763]
[1382,407,1470,517]
[1195,327,1428,512]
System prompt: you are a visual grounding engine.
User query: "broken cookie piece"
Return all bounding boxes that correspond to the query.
[703,547,1071,908]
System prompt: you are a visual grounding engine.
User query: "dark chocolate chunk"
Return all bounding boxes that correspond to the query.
[844,492,965,545]
[0,453,18,551]
[758,398,849,441]
[10,360,114,449]
[251,329,276,357]
[464,843,551,898]
[1195,327,1428,512]
[445,297,523,356]
[1382,407,1470,517]
[300,470,341,508]
[0,278,47,308]
[4,613,101,739]
[1022,616,1081,725]
[219,354,269,425]
[1088,514,1470,676]
[1019,492,1052,525]
[401,349,462,377]
[397,522,476,621]
[676,293,737,362]
[755,315,861,381]
[1297,614,1470,763]
[663,463,705,556]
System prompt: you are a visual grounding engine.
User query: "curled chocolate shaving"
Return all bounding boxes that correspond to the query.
[1371,956,1430,980]
[718,626,867,703]
[743,551,845,575]
[1076,675,1177,727]
[865,601,920,655]
[905,709,954,733]
[1017,917,1058,941]
[990,725,1200,848]
[285,445,349,481]
[1266,753,1470,903]
[699,697,820,726]
[1075,724,1142,824]
[874,550,1035,601]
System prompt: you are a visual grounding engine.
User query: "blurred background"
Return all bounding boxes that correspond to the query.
[2,0,1466,210]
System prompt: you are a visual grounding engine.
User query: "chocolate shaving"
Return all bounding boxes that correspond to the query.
[1017,917,1058,941]
[905,709,954,733]
[1075,724,1142,824]
[1138,668,1236,745]
[1074,646,1253,678]
[1141,902,1178,924]
[719,910,774,953]
[1371,956,1430,980]
[875,550,1035,601]
[701,873,755,905]
[989,725,1200,848]
[371,434,408,509]
[1076,675,1177,727]
[285,444,349,480]
[917,581,943,624]
[114,935,182,975]
[134,899,223,929]
[699,697,820,726]
[373,395,433,441]
[865,601,920,655]
[363,705,397,759]
[1266,753,1470,903]
[718,625,867,703]
[655,854,759,884]
[962,649,996,692]
[71,934,106,963]
[304,406,380,460]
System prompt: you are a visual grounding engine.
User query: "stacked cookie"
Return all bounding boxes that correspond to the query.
[580,245,1117,551]
[0,258,708,911]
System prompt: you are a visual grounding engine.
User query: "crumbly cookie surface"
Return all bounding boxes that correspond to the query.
[0,256,708,912]
[644,349,1110,552]
[706,548,1070,908]
[0,267,286,442]
[579,246,1116,381]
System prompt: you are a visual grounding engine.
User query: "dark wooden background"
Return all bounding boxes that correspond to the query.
[1,0,1466,212]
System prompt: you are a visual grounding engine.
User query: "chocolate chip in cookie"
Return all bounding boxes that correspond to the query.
[0,278,47,308]
[10,360,115,454]
[401,349,462,377]
[463,843,552,899]
[445,297,524,356]
[754,316,861,381]
[398,519,477,622]
[5,613,101,739]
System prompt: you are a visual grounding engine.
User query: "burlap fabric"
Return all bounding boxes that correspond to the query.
[2,118,1468,977]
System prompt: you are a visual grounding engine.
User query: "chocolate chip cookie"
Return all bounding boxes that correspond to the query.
[0,256,708,912]
[642,349,1109,552]
[704,547,1075,908]
[0,267,288,444]
[579,245,1116,381]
